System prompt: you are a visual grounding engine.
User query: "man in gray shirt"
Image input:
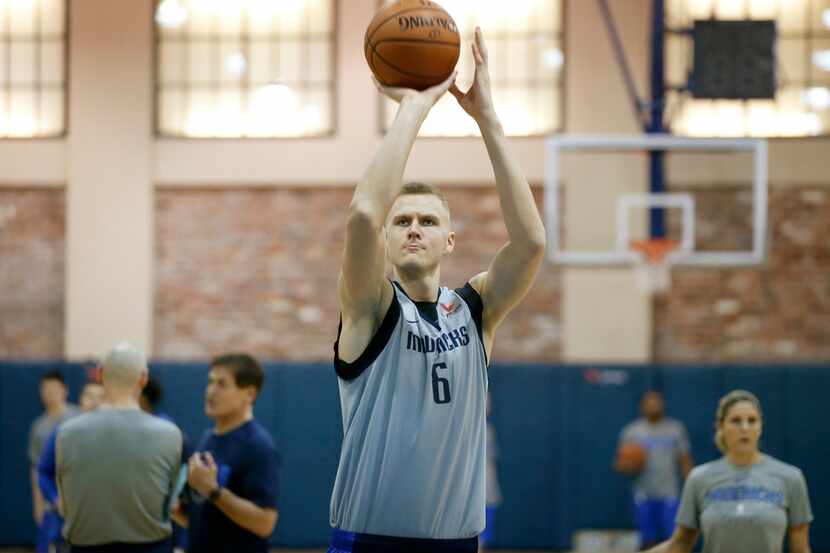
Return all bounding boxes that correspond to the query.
[616,390,693,548]
[28,369,80,553]
[57,343,182,553]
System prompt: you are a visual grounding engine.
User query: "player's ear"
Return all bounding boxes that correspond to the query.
[445,231,455,254]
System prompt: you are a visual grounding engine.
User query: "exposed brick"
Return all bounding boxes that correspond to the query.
[0,189,65,358]
[154,187,562,362]
[655,187,830,361]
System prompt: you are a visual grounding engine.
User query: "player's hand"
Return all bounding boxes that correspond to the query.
[449,28,496,122]
[187,452,219,497]
[373,71,457,109]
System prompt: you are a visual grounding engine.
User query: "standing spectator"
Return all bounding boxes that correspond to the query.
[29,370,80,553]
[616,390,693,549]
[37,380,106,552]
[172,353,280,553]
[645,390,813,553]
[57,343,182,553]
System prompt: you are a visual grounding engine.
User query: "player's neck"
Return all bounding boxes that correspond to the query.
[394,269,441,302]
[214,407,253,435]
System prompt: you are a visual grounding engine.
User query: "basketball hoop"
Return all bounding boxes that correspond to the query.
[630,238,678,294]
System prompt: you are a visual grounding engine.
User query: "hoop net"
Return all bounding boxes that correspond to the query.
[630,238,679,294]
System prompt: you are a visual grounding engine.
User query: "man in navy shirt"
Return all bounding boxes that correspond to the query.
[172,353,279,553]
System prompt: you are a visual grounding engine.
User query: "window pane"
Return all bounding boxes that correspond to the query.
[779,38,808,84]
[11,41,36,84]
[156,0,335,137]
[158,89,185,135]
[187,41,213,85]
[40,40,63,84]
[383,1,564,137]
[159,42,184,85]
[40,0,65,35]
[39,88,63,135]
[9,0,36,37]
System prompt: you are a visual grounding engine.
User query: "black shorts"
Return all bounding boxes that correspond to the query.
[328,529,478,553]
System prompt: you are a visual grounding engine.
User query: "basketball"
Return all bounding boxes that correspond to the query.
[617,442,647,473]
[364,0,461,90]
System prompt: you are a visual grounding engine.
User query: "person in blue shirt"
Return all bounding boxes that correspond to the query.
[37,380,106,550]
[171,353,279,553]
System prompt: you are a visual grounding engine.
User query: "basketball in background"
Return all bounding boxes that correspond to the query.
[616,442,648,474]
[364,0,461,90]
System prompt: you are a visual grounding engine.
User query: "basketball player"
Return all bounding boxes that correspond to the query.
[615,390,693,548]
[645,390,813,553]
[329,28,546,553]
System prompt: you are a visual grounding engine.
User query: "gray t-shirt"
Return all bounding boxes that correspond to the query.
[677,455,814,553]
[56,407,182,546]
[28,405,80,465]
[619,417,690,499]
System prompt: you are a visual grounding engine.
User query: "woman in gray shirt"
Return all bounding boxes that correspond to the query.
[647,390,813,553]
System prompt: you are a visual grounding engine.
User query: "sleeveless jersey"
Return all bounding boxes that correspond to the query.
[330,281,488,539]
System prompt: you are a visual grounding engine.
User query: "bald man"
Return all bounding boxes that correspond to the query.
[56,343,183,553]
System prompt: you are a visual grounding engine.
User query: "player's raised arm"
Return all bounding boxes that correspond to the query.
[449,28,547,345]
[338,75,455,338]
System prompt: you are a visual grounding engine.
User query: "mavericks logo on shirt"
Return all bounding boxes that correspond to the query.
[406,327,471,354]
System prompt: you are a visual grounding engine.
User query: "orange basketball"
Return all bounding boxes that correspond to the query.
[617,442,647,473]
[364,0,461,90]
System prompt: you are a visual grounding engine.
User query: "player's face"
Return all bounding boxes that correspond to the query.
[40,379,67,409]
[720,401,762,454]
[641,392,664,420]
[204,366,254,420]
[386,194,454,274]
[79,383,105,412]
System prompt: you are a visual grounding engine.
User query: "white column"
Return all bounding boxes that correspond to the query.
[561,0,652,362]
[65,0,154,358]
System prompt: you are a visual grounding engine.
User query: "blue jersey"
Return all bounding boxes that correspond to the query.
[330,282,488,539]
[187,420,280,553]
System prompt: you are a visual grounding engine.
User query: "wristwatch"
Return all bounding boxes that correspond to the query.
[207,486,223,503]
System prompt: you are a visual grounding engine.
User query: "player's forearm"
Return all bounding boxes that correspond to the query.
[352,98,431,226]
[212,488,277,538]
[477,114,546,253]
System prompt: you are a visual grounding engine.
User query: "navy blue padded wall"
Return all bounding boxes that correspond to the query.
[659,364,724,465]
[786,365,830,550]
[488,364,571,550]
[267,363,341,546]
[569,365,649,530]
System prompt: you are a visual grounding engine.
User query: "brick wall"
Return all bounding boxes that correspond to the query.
[655,187,830,361]
[0,189,65,358]
[154,187,562,362]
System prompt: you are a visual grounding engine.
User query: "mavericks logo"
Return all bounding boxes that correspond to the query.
[407,327,470,353]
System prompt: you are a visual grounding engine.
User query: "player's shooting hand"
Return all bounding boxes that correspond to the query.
[373,71,457,109]
[187,452,219,497]
[449,27,496,123]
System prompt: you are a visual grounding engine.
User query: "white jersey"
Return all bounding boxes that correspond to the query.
[330,281,489,539]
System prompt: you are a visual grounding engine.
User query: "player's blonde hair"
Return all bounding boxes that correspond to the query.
[394,182,451,218]
[714,389,762,452]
